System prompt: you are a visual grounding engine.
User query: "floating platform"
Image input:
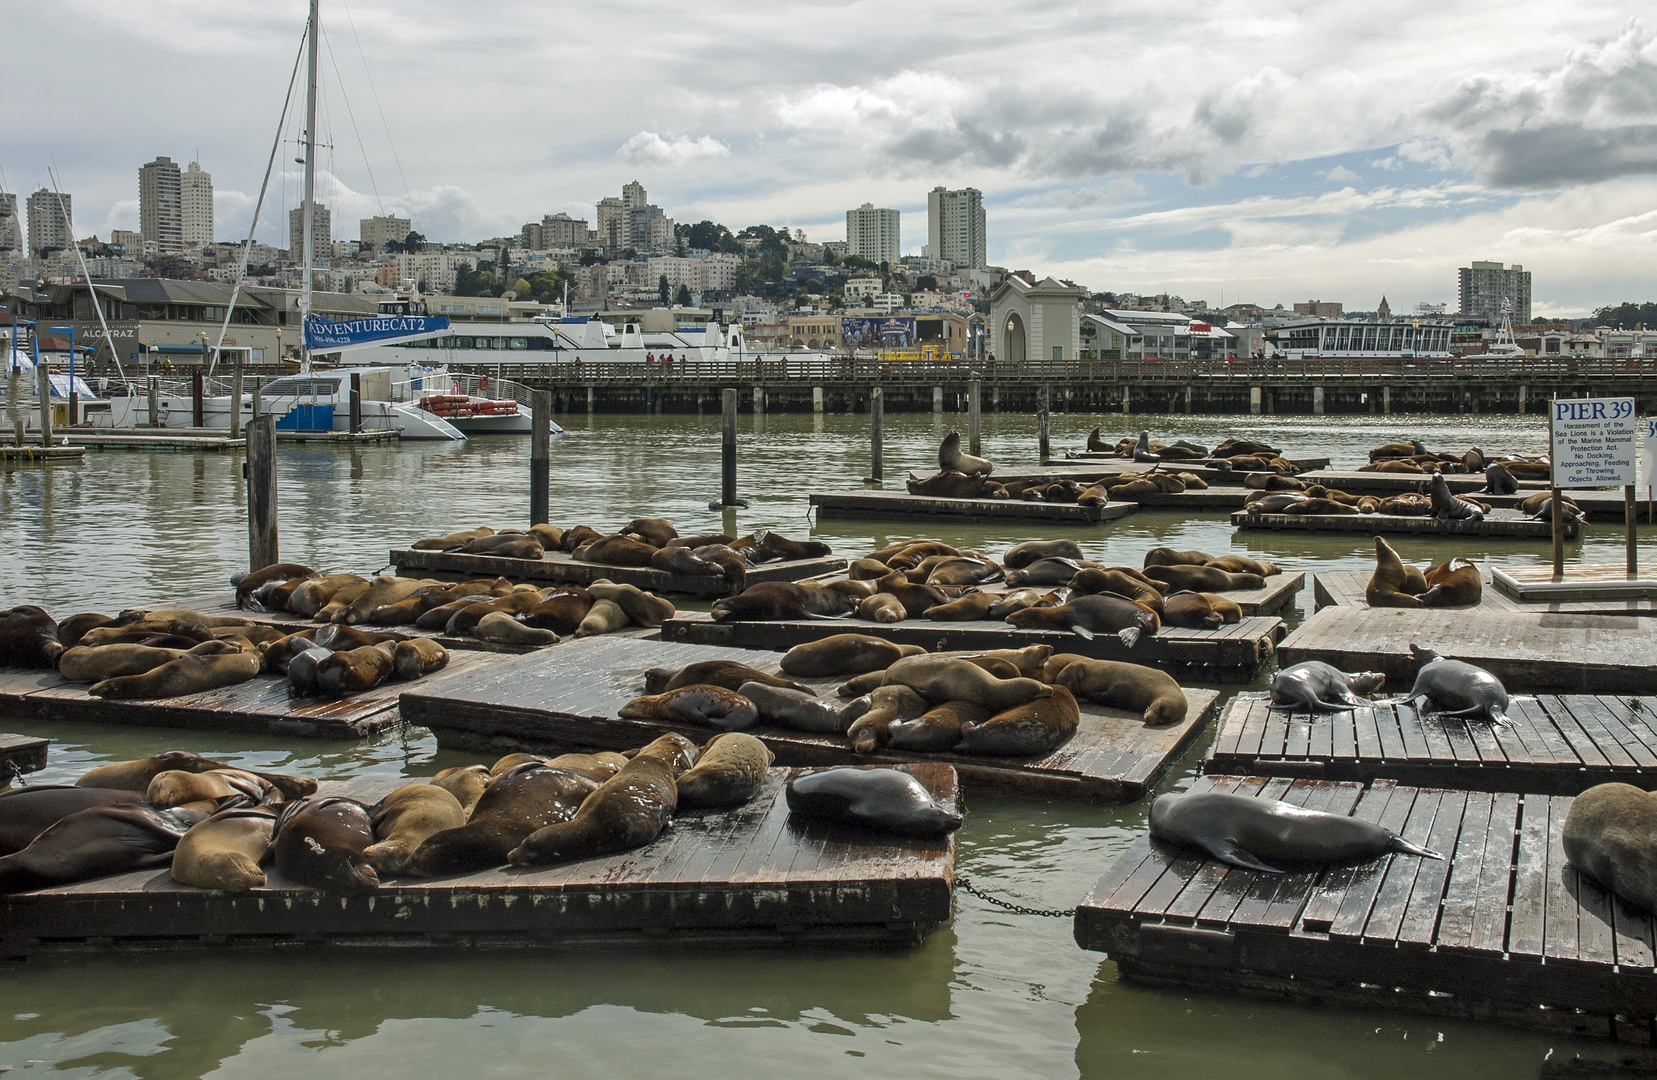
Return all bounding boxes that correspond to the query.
[967,571,1303,618]
[399,637,1220,803]
[809,490,1136,525]
[1314,570,1657,617]
[0,734,48,782]
[0,444,84,463]
[64,432,244,452]
[1278,606,1657,694]
[391,547,844,598]
[1495,565,1657,602]
[1232,507,1574,539]
[659,612,1284,683]
[1130,488,1251,511]
[1060,453,1331,472]
[1206,692,1657,794]
[1074,775,1656,1040]
[1297,469,1547,495]
[0,767,956,957]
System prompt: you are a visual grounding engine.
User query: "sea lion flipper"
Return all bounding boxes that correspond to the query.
[1070,625,1095,641]
[1388,836,1444,861]
[1204,839,1283,874]
[1114,627,1138,648]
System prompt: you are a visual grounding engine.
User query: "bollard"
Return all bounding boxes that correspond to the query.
[530,389,551,525]
[349,373,362,434]
[968,378,981,456]
[869,387,884,482]
[245,414,279,570]
[1037,385,1051,465]
[36,362,53,444]
[230,355,244,437]
[191,371,204,428]
[709,388,747,509]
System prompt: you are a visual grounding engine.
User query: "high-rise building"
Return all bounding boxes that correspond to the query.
[360,214,412,251]
[541,212,587,249]
[139,156,184,253]
[1458,261,1532,323]
[27,188,72,257]
[628,203,674,254]
[0,192,18,253]
[595,197,625,251]
[845,203,900,264]
[622,180,648,211]
[289,202,331,261]
[180,162,214,247]
[926,186,986,269]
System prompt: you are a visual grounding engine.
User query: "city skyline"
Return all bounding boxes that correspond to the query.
[3,0,1655,315]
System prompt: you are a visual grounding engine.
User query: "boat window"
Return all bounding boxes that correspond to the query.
[509,338,528,350]
[452,337,470,349]
[493,338,507,350]
[475,338,493,349]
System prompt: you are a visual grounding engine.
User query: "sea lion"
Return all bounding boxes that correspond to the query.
[650,545,725,578]
[286,646,334,695]
[1150,789,1443,872]
[1269,661,1387,712]
[649,661,814,695]
[837,670,892,699]
[821,578,880,601]
[520,588,595,635]
[271,796,379,895]
[1483,463,1518,496]
[587,582,675,627]
[528,524,564,550]
[171,804,279,891]
[1562,783,1657,912]
[739,681,845,733]
[0,785,148,857]
[986,589,1045,619]
[676,733,774,810]
[1045,655,1188,726]
[457,533,545,560]
[1003,539,1084,569]
[75,752,315,801]
[547,752,629,778]
[886,699,984,750]
[0,802,205,894]
[234,562,317,610]
[363,783,468,876]
[408,763,603,876]
[0,606,62,669]
[1419,557,1483,607]
[574,598,630,637]
[923,591,999,621]
[412,526,494,551]
[1069,569,1164,613]
[1401,644,1509,723]
[88,650,262,700]
[849,557,896,580]
[667,532,736,550]
[1206,555,1279,577]
[315,644,397,695]
[507,753,678,866]
[621,516,679,547]
[1245,493,1310,514]
[1282,498,1359,516]
[444,591,547,636]
[1365,536,1428,609]
[925,556,1002,588]
[956,684,1080,756]
[785,767,962,837]
[1142,548,1218,567]
[490,752,547,776]
[875,540,960,566]
[287,574,370,618]
[55,612,117,648]
[939,429,994,475]
[556,524,600,552]
[575,534,659,567]
[1131,431,1160,463]
[1199,592,1243,623]
[858,593,907,624]
[1004,557,1093,587]
[145,768,272,809]
[619,685,760,730]
[1005,594,1160,646]
[430,765,491,813]
[871,574,950,618]
[881,655,1052,711]
[841,684,929,753]
[56,640,231,682]
[907,470,990,498]
[1526,496,1583,525]
[392,637,450,679]
[472,611,561,647]
[1162,591,1224,629]
[735,529,834,562]
[711,582,853,622]
[1428,473,1484,521]
[693,544,751,592]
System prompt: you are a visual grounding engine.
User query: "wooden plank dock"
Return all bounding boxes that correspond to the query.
[400,636,1221,803]
[1297,469,1548,495]
[391,547,844,598]
[1278,606,1657,693]
[1205,692,1657,794]
[1495,565,1657,602]
[0,767,956,957]
[0,444,84,463]
[1232,507,1575,539]
[809,490,1136,525]
[1313,570,1657,617]
[0,734,49,783]
[1074,775,1656,1039]
[659,611,1284,683]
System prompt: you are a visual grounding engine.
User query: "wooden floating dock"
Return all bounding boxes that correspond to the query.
[1495,565,1657,602]
[809,490,1136,525]
[1074,775,1656,1040]
[391,547,845,598]
[1206,692,1657,794]
[1130,488,1251,511]
[0,767,957,957]
[1314,570,1657,617]
[1278,606,1657,693]
[0,444,85,463]
[1232,507,1575,539]
[659,611,1284,682]
[64,432,244,452]
[0,734,49,782]
[1297,469,1548,495]
[964,571,1303,618]
[400,636,1220,802]
[1058,453,1331,472]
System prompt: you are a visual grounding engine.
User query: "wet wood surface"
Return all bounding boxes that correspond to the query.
[809,490,1137,525]
[391,548,845,598]
[1313,571,1657,617]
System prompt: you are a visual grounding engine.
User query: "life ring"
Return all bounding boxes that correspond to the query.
[479,375,490,394]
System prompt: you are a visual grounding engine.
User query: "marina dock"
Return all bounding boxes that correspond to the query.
[0,734,49,782]
[398,636,1222,803]
[0,767,957,957]
[1313,570,1657,616]
[1074,774,1655,1040]
[961,571,1304,618]
[390,547,845,598]
[1278,606,1657,693]
[809,490,1137,525]
[1295,469,1544,495]
[1205,692,1657,793]
[1232,507,1574,539]
[0,444,85,463]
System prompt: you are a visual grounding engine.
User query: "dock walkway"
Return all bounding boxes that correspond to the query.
[809,490,1136,525]
[1313,570,1657,617]
[1232,508,1572,539]
[391,548,844,598]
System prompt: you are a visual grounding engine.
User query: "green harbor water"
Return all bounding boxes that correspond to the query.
[1,410,1649,1079]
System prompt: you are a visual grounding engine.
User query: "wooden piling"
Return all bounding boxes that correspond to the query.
[36,362,53,444]
[229,354,244,438]
[1037,384,1051,465]
[250,376,262,420]
[191,371,204,428]
[147,377,160,426]
[245,415,279,571]
[348,373,362,434]
[870,387,884,482]
[530,389,551,526]
[968,378,981,456]
[1627,484,1639,578]
[709,388,745,509]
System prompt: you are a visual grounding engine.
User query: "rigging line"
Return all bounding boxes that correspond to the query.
[45,162,125,386]
[320,24,384,216]
[338,0,413,224]
[209,20,308,377]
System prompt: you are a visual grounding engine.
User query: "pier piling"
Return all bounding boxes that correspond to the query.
[349,373,362,434]
[1038,385,1051,465]
[229,355,244,438]
[968,378,981,456]
[709,388,746,509]
[870,387,884,482]
[147,377,160,427]
[245,414,279,570]
[530,389,551,526]
[191,372,204,428]
[36,363,53,444]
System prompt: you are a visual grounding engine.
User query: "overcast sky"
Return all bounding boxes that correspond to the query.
[6,0,1656,315]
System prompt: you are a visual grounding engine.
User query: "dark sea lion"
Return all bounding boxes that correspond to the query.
[234,562,317,609]
[907,469,990,498]
[587,582,675,627]
[1282,498,1360,516]
[559,524,603,552]
[574,598,629,637]
[89,650,262,700]
[548,751,630,778]
[739,681,845,733]
[364,783,468,876]
[520,587,594,634]
[412,526,494,551]
[877,540,961,567]
[1131,430,1160,463]
[650,660,815,695]
[287,646,334,695]
[925,556,1002,588]
[472,611,560,647]
[924,591,999,621]
[821,578,880,601]
[1206,555,1279,577]
[490,752,547,776]
[444,591,546,636]
[887,699,984,750]
[410,763,604,876]
[1526,496,1583,525]
[956,684,1080,756]
[651,545,725,577]
[667,532,735,549]
[1562,783,1657,911]
[311,624,408,651]
[171,804,279,892]
[939,429,994,475]
[1365,536,1427,609]
[315,644,397,695]
[1006,594,1160,646]
[676,733,774,810]
[507,753,679,866]
[711,582,853,622]
[0,803,206,894]
[1428,472,1484,521]
[785,767,962,837]
[1419,557,1483,607]
[837,669,892,699]
[0,605,62,668]
[692,543,751,592]
[287,574,370,618]
[1143,548,1217,567]
[842,684,929,752]
[619,685,760,730]
[1149,790,1442,873]
[1044,654,1188,726]
[271,796,379,895]
[872,574,950,618]
[1004,557,1092,587]
[576,533,659,567]
[457,533,545,558]
[392,637,450,679]
[1401,644,1509,723]
[736,529,834,562]
[881,655,1052,711]
[0,786,148,857]
[1483,462,1518,495]
[622,516,679,547]
[1269,661,1387,712]
[430,765,491,814]
[1162,590,1224,629]
[1245,492,1309,514]
[55,612,117,648]
[1069,569,1164,613]
[1145,565,1264,593]
[1003,539,1084,569]
[57,640,228,682]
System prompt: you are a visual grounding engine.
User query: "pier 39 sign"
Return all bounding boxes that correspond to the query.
[1550,397,1639,488]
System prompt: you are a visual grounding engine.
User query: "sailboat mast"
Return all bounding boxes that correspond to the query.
[299,0,319,369]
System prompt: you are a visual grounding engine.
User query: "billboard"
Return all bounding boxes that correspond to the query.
[305,313,451,353]
[841,317,916,349]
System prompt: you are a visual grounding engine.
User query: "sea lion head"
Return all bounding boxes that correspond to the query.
[307,839,381,896]
[633,734,699,777]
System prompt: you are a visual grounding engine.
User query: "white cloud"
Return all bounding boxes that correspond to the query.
[616,132,731,166]
[1324,166,1360,181]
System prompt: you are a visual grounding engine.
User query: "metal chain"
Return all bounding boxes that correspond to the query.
[955,874,1076,918]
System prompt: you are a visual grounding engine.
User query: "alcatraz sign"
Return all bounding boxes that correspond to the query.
[1551,397,1639,488]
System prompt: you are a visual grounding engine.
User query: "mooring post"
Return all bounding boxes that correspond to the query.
[869,387,884,482]
[245,414,279,570]
[36,362,53,444]
[191,371,204,429]
[1185,384,1193,413]
[968,377,982,456]
[530,389,551,526]
[932,385,943,413]
[251,376,262,420]
[1250,386,1262,415]
[1383,385,1391,416]
[1120,384,1130,415]
[1038,384,1051,465]
[349,373,362,434]
[147,376,160,426]
[709,387,747,509]
[812,386,824,413]
[229,353,244,438]
[1627,484,1638,579]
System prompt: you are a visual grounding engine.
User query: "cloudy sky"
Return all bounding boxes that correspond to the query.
[6,0,1656,315]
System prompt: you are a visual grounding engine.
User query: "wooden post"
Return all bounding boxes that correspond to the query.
[869,387,884,482]
[36,362,53,444]
[1038,384,1051,465]
[530,389,551,526]
[245,414,279,571]
[147,376,160,427]
[229,354,244,437]
[1549,405,1564,580]
[349,373,362,434]
[708,388,746,509]
[1627,484,1638,579]
[191,371,204,428]
[251,376,262,420]
[968,378,981,457]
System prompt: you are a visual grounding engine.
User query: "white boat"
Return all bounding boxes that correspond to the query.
[365,317,835,368]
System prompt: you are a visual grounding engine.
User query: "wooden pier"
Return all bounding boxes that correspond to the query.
[399,636,1221,803]
[0,734,49,782]
[1278,606,1657,693]
[0,767,957,957]
[1494,565,1657,602]
[391,547,845,598]
[0,444,84,463]
[1205,692,1657,794]
[660,611,1284,683]
[809,490,1136,525]
[1232,508,1575,539]
[1074,775,1656,1040]
[1296,469,1545,495]
[1314,570,1657,617]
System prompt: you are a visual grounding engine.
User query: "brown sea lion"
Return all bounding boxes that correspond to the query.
[507,751,678,867]
[444,591,547,636]
[1206,555,1280,576]
[271,796,379,895]
[76,752,315,801]
[1162,591,1224,629]
[1143,565,1264,593]
[778,635,919,678]
[574,598,630,637]
[939,429,994,475]
[872,574,950,618]
[587,582,675,627]
[986,589,1046,619]
[1199,593,1244,623]
[1420,556,1483,607]
[456,533,544,559]
[1006,594,1160,646]
[1365,536,1428,608]
[55,612,117,649]
[906,470,990,498]
[858,593,908,623]
[737,681,844,733]
[1562,783,1657,911]
[1068,569,1165,613]
[844,684,930,753]
[312,624,409,651]
[146,768,272,809]
[1004,557,1093,587]
[287,575,370,618]
[650,660,815,695]
[547,752,629,778]
[619,685,760,730]
[471,611,560,647]
[848,557,896,580]
[837,670,890,698]
[171,804,279,892]
[676,733,774,810]
[692,544,751,592]
[234,562,317,609]
[1045,654,1188,726]
[88,650,262,700]
[667,532,735,549]
[489,752,547,776]
[1282,498,1360,516]
[411,526,494,551]
[957,684,1080,756]
[711,582,853,622]
[875,540,961,566]
[519,588,594,634]
[650,545,725,578]
[622,516,679,547]
[364,783,468,876]
[314,644,396,695]
[528,523,564,550]
[1003,539,1085,569]
[882,655,1052,711]
[883,700,981,751]
[406,763,602,876]
[926,556,1002,588]
[0,606,63,669]
[57,640,232,682]
[735,529,834,562]
[576,534,659,567]
[924,591,999,621]
[430,765,491,813]
[392,638,450,679]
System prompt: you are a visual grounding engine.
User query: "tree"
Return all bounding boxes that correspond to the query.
[675,283,692,306]
[681,219,740,253]
[1591,301,1657,329]
[659,274,671,306]
[916,274,937,291]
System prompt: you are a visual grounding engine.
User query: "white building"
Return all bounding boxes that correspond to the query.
[647,252,740,294]
[395,251,479,293]
[181,162,213,247]
[988,275,1082,362]
[926,186,986,269]
[0,192,21,253]
[845,203,900,263]
[26,189,72,257]
[844,276,882,303]
[289,202,331,263]
[360,214,411,251]
[139,156,183,253]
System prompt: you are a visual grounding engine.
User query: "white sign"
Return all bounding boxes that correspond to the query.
[1647,416,1657,489]
[1551,397,1639,488]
